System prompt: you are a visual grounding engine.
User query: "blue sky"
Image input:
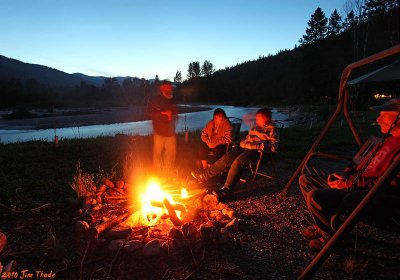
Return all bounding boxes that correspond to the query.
[0,0,346,80]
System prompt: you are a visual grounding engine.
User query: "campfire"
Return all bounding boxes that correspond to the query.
[74,176,240,257]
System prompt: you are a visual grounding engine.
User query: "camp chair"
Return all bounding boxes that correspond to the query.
[228,117,242,142]
[248,120,284,183]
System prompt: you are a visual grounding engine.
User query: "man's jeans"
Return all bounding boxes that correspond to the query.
[153,132,176,172]
[203,146,259,189]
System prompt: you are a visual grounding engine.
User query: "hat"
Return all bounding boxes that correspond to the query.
[370,98,400,111]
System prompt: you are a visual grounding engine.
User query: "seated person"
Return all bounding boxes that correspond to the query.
[191,108,280,199]
[299,98,400,251]
[198,108,233,170]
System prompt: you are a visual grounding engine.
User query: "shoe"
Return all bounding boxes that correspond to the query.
[302,226,323,240]
[212,186,231,201]
[308,236,327,252]
[191,170,206,183]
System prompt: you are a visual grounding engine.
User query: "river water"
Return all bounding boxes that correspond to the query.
[0,105,291,143]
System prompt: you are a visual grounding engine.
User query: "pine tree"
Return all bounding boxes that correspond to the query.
[363,0,397,17]
[192,61,201,77]
[327,9,343,36]
[201,60,214,77]
[344,10,357,30]
[187,63,194,79]
[174,71,182,83]
[300,7,328,45]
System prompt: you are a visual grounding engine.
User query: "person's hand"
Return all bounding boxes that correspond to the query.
[328,173,349,189]
[161,110,172,121]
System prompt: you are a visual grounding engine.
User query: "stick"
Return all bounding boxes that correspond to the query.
[150,201,186,212]
[91,208,134,237]
[163,198,182,226]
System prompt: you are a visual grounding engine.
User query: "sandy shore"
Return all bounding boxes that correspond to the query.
[0,105,211,130]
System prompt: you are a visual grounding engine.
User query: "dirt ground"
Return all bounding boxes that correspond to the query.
[1,155,399,280]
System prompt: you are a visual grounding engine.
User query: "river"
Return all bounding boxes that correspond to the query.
[0,105,291,143]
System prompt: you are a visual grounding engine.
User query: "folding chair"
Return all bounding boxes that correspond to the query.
[247,120,283,183]
[228,117,242,142]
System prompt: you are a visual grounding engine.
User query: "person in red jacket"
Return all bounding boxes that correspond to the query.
[299,98,400,251]
[148,81,178,173]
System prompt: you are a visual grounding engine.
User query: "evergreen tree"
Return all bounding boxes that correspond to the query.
[201,60,214,77]
[174,71,182,83]
[363,0,397,17]
[327,9,343,36]
[192,61,201,77]
[187,63,194,79]
[300,7,328,45]
[344,10,357,30]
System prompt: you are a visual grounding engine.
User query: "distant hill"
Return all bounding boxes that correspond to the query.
[0,55,145,88]
[0,55,86,87]
[72,73,144,87]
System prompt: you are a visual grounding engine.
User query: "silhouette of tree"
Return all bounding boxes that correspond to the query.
[174,71,182,83]
[187,63,194,79]
[201,60,214,77]
[327,9,343,36]
[363,0,397,17]
[344,10,357,30]
[300,7,328,45]
[192,61,201,77]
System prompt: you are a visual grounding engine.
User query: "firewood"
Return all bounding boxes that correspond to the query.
[91,208,134,237]
[104,178,115,188]
[225,218,239,231]
[104,226,132,240]
[76,221,90,233]
[163,198,182,226]
[116,180,124,188]
[98,185,107,192]
[150,201,186,212]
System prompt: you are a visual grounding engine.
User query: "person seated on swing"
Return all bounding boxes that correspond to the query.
[197,108,233,170]
[191,108,279,199]
[299,98,400,251]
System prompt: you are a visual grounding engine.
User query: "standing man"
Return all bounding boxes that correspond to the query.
[148,80,178,174]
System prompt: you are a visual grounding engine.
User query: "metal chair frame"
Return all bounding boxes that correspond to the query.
[280,44,400,279]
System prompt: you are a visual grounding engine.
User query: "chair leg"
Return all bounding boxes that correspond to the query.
[252,152,263,181]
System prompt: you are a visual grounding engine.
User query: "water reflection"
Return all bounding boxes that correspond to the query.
[0,105,291,143]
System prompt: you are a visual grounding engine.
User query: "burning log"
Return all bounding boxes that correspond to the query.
[150,201,186,212]
[163,198,182,226]
[91,208,134,237]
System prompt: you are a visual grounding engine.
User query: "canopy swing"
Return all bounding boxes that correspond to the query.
[278,44,400,279]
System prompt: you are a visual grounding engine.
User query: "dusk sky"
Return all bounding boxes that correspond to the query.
[1,0,346,80]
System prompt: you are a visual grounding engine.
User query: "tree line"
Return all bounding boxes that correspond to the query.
[174,0,399,105]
